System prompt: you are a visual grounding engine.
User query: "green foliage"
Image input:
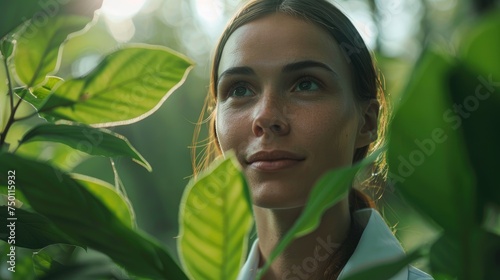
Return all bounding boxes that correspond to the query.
[0,1,192,278]
[178,155,253,280]
[0,207,79,249]
[19,122,151,172]
[0,151,188,279]
[32,244,129,280]
[32,244,78,277]
[343,248,426,280]
[0,1,65,40]
[36,46,193,126]
[14,16,91,87]
[74,174,136,229]
[452,11,500,208]
[387,50,476,234]
[386,9,500,280]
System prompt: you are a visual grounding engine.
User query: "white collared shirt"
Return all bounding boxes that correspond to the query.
[237,209,433,280]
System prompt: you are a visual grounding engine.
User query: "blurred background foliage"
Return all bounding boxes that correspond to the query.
[3,0,498,276]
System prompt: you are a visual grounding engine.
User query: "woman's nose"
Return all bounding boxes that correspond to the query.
[251,95,290,137]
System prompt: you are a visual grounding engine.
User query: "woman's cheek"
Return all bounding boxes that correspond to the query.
[216,108,238,152]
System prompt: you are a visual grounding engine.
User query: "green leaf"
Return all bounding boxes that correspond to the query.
[0,206,80,249]
[14,16,93,87]
[0,153,188,280]
[19,122,152,172]
[429,234,463,278]
[447,64,500,207]
[178,154,253,280]
[387,50,476,234]
[454,11,500,208]
[1,38,14,59]
[0,0,102,40]
[0,1,46,39]
[33,244,78,277]
[0,187,31,209]
[482,232,500,279]
[39,45,194,126]
[16,76,64,109]
[430,230,500,279]
[15,140,90,172]
[343,247,426,280]
[460,10,500,81]
[430,232,477,279]
[72,174,135,229]
[37,260,125,280]
[257,150,382,279]
[33,245,128,280]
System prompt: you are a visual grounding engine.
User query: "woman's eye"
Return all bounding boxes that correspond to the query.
[294,80,320,92]
[229,85,253,97]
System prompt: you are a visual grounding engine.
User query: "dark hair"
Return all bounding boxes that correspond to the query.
[192,0,387,277]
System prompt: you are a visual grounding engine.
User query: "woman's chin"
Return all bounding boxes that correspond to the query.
[250,188,307,210]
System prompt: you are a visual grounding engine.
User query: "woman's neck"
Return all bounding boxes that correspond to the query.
[254,198,351,280]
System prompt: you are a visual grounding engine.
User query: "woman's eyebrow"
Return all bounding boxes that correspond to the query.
[218,66,255,81]
[282,60,338,77]
[218,60,337,82]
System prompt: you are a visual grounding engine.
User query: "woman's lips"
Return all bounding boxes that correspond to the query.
[249,159,303,171]
[246,150,305,171]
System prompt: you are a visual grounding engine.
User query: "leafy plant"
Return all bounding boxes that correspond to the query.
[0,1,193,279]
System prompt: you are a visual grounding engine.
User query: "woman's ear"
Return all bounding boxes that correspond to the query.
[355,99,379,148]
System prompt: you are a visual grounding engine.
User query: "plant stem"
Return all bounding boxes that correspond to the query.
[0,55,15,147]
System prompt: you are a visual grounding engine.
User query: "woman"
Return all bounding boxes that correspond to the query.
[194,0,433,279]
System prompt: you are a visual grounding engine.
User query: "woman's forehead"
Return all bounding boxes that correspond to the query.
[218,13,350,78]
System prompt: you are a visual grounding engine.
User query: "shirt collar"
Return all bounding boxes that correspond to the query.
[237,208,410,280]
[337,208,408,280]
[237,238,260,280]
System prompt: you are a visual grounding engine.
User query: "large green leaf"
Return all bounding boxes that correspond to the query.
[0,206,80,249]
[14,16,94,87]
[0,153,188,280]
[0,0,102,40]
[178,154,253,280]
[39,45,193,126]
[447,64,500,207]
[19,122,152,171]
[257,150,382,278]
[72,174,135,229]
[387,50,476,234]
[451,11,500,208]
[343,247,426,280]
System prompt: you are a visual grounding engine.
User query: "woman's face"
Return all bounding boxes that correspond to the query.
[216,13,371,209]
